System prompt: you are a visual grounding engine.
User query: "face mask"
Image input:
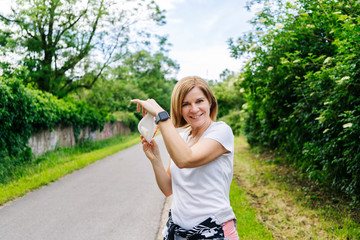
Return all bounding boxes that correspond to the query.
[137,113,157,143]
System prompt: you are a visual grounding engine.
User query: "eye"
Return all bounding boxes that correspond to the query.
[182,102,189,107]
[196,99,204,103]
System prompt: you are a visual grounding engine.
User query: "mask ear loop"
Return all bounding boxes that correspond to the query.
[152,125,159,139]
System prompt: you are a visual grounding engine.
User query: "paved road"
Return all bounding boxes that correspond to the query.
[0,136,169,240]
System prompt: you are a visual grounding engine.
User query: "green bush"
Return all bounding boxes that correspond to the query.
[212,74,246,119]
[229,0,360,198]
[0,77,110,183]
[112,111,139,131]
[219,110,245,136]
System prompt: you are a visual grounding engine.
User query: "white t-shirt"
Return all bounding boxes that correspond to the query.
[170,121,235,230]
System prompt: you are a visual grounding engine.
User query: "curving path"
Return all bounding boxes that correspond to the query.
[0,136,169,240]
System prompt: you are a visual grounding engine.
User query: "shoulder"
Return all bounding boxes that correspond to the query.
[203,121,234,152]
[207,121,233,136]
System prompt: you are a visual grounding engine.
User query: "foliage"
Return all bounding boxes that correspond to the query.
[229,0,360,198]
[219,110,244,136]
[212,70,246,135]
[0,77,109,183]
[112,111,139,132]
[212,71,246,119]
[111,50,178,112]
[75,50,178,123]
[0,0,166,97]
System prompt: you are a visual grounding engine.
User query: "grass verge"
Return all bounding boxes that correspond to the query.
[232,135,360,239]
[230,180,273,239]
[0,133,140,205]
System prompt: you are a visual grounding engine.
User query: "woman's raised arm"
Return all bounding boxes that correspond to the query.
[131,99,228,169]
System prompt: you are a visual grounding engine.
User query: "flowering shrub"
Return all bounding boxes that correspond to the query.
[229,0,360,198]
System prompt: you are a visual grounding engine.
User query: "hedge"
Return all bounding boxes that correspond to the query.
[229,0,360,199]
[0,77,109,183]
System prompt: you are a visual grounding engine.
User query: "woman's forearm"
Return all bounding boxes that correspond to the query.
[151,158,172,197]
[158,120,193,168]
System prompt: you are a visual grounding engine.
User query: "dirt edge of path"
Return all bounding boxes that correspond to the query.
[156,196,172,240]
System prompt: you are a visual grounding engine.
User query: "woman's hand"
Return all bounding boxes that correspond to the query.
[141,135,161,163]
[131,99,164,117]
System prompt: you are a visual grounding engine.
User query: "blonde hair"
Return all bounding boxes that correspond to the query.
[171,76,218,128]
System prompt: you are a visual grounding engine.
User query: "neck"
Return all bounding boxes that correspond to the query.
[190,119,213,139]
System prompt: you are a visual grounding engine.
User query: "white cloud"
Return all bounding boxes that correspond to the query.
[201,15,220,31]
[156,0,185,11]
[169,44,243,80]
[0,0,12,14]
[155,0,255,80]
[167,18,183,24]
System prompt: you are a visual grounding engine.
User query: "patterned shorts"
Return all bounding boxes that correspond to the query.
[163,210,239,240]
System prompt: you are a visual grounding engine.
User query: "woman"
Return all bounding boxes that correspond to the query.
[131,76,239,240]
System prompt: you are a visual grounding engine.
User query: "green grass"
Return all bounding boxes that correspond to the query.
[230,136,273,238]
[0,133,140,205]
[230,180,274,239]
[232,135,360,239]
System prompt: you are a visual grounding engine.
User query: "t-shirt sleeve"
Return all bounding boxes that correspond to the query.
[203,122,234,153]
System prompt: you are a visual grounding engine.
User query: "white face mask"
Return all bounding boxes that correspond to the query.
[137,113,156,143]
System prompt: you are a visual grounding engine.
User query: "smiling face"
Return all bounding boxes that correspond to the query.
[181,86,212,129]
[171,76,218,128]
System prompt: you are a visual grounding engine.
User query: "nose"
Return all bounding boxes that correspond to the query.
[190,103,199,112]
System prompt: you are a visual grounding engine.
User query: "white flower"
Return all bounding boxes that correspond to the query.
[293,59,301,63]
[315,116,324,122]
[258,18,266,23]
[337,76,350,84]
[248,45,259,51]
[323,57,332,64]
[240,88,245,93]
[281,58,290,64]
[267,66,274,72]
[343,123,353,128]
[245,58,254,64]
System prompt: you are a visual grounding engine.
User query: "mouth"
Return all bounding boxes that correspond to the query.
[190,113,203,119]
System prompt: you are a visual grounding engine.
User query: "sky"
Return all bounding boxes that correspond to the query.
[155,0,256,80]
[0,0,257,81]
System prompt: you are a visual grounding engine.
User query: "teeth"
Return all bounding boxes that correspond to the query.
[191,115,201,119]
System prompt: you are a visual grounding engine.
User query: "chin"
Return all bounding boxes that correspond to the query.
[190,118,207,128]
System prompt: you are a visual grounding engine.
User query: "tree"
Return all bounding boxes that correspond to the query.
[212,71,245,119]
[229,0,360,198]
[0,0,166,97]
[111,50,179,111]
[77,50,179,114]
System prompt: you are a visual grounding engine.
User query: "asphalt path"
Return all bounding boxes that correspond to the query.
[0,135,169,240]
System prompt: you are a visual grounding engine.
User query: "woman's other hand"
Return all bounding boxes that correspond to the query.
[141,135,161,163]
